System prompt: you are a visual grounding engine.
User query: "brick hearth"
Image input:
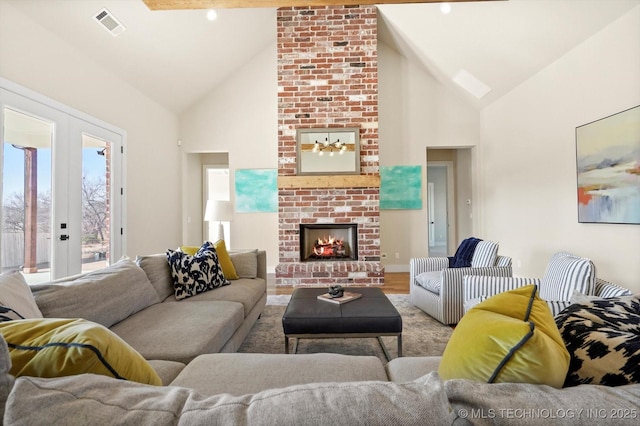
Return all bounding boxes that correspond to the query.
[276,5,383,288]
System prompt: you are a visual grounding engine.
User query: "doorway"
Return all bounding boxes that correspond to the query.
[1,80,125,283]
[426,162,454,257]
[426,147,474,257]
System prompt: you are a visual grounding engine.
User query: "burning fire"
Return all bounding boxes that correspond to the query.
[313,236,345,257]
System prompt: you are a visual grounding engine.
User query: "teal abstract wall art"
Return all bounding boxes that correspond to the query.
[235,169,278,213]
[380,165,423,210]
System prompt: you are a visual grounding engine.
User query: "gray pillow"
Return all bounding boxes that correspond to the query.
[135,254,174,301]
[32,258,160,328]
[230,250,258,279]
[5,372,454,426]
[0,271,43,319]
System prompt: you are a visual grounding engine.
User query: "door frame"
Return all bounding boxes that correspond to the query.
[426,161,455,256]
[0,77,126,279]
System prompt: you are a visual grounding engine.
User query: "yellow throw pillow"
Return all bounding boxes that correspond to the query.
[0,318,161,386]
[179,245,200,256]
[438,285,569,388]
[213,240,239,280]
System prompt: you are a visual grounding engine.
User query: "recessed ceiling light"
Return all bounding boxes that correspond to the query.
[440,3,452,15]
[207,9,218,21]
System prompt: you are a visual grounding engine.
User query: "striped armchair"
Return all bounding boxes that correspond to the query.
[409,246,512,325]
[463,252,630,316]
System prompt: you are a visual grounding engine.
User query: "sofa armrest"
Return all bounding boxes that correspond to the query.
[463,275,541,303]
[256,250,267,281]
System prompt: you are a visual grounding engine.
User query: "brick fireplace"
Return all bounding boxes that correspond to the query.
[275,5,383,288]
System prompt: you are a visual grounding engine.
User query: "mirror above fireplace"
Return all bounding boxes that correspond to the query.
[297,127,360,175]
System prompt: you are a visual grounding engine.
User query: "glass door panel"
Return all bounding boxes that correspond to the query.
[81,134,109,273]
[2,108,54,284]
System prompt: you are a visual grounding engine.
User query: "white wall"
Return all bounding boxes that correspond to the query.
[480,6,640,291]
[178,44,279,270]
[378,41,481,271]
[0,2,181,258]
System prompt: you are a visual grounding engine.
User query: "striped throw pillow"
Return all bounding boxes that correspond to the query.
[539,252,595,302]
[470,241,499,267]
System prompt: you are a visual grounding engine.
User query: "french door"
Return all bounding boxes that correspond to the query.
[0,80,124,283]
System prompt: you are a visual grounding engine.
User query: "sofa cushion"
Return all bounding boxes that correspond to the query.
[171,353,388,396]
[415,271,442,295]
[540,252,596,301]
[32,258,160,328]
[147,360,186,386]
[555,296,640,387]
[167,242,230,300]
[438,285,570,388]
[0,318,161,385]
[0,271,43,319]
[385,356,442,383]
[135,254,174,301]
[5,371,453,426]
[230,249,259,278]
[109,300,244,364]
[178,278,265,317]
[470,240,499,267]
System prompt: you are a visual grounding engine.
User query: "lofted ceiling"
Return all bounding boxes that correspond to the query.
[4,0,638,114]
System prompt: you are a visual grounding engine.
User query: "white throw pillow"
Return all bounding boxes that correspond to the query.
[0,271,42,319]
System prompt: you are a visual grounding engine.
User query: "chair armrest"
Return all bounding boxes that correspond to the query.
[495,255,512,268]
[410,257,449,274]
[409,257,449,288]
[594,278,632,297]
[463,276,541,302]
[434,266,513,318]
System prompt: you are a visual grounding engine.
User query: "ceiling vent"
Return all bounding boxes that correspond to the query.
[94,8,126,37]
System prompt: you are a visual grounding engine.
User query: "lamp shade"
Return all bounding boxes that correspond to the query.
[204,200,233,222]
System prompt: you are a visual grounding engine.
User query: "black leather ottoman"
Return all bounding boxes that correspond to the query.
[281,287,403,360]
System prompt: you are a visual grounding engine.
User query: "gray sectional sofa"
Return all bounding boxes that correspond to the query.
[32,249,267,366]
[3,338,640,425]
[2,252,640,425]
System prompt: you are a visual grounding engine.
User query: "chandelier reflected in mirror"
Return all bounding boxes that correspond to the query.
[312,137,347,156]
[297,127,360,175]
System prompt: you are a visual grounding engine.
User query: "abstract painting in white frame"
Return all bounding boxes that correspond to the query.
[576,105,640,224]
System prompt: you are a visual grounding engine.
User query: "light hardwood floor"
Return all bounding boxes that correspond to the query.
[268,272,410,295]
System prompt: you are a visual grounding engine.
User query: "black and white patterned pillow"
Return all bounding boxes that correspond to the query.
[555,296,640,387]
[0,305,25,322]
[166,242,230,301]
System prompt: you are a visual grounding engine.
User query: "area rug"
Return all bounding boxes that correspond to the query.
[237,294,453,363]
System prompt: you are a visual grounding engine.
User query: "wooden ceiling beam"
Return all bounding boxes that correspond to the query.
[143,0,503,11]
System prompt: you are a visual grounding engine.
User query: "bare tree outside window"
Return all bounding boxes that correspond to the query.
[81,175,107,245]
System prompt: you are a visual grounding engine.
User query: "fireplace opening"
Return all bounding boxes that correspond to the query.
[300,224,358,262]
